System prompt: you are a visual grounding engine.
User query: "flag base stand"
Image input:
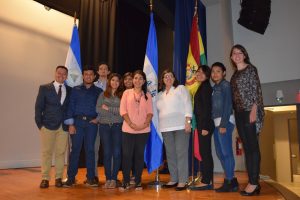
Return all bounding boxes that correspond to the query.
[147,169,166,191]
[188,128,202,188]
[187,171,201,187]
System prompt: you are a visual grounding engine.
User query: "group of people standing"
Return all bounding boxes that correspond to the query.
[35,44,264,196]
[35,63,153,191]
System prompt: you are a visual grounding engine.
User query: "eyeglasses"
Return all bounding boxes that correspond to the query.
[163,74,174,79]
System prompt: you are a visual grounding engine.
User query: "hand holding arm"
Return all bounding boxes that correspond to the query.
[102,104,109,111]
[122,113,138,130]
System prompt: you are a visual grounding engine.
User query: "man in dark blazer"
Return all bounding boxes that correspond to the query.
[35,66,71,188]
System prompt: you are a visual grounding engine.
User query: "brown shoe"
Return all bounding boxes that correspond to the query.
[40,180,49,188]
[55,178,63,188]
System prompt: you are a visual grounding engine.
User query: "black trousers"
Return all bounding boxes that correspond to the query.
[122,132,149,184]
[235,111,261,185]
[199,131,214,184]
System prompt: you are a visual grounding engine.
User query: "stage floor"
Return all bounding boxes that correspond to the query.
[0,167,286,200]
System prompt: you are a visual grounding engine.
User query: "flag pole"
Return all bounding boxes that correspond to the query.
[74,11,77,25]
[187,0,199,188]
[193,0,202,184]
[146,0,165,190]
[150,0,153,11]
[195,0,202,182]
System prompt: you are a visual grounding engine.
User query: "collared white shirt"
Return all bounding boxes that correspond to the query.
[156,85,193,132]
[53,81,66,105]
[94,79,107,91]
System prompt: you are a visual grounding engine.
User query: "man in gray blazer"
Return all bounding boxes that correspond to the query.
[35,66,71,188]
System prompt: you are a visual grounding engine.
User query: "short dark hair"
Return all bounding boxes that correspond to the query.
[123,72,133,79]
[159,69,179,91]
[97,62,110,72]
[82,65,96,75]
[197,65,211,79]
[56,65,68,73]
[211,62,226,72]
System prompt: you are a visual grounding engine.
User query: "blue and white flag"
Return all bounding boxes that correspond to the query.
[143,12,163,174]
[65,24,82,87]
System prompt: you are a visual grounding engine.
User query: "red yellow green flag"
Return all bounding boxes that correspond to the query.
[185,14,207,98]
[185,13,207,161]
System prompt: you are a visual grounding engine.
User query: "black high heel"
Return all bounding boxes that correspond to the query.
[240,184,261,196]
[162,182,178,188]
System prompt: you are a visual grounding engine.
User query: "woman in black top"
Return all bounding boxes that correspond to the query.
[230,44,264,196]
[189,65,214,191]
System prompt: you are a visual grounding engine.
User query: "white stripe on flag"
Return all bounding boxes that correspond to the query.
[65,47,82,87]
[65,25,82,87]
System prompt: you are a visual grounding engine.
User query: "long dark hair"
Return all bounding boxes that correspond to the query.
[104,73,123,99]
[133,70,148,100]
[159,69,179,91]
[230,44,252,69]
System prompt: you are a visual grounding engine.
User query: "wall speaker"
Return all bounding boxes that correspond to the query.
[237,0,271,34]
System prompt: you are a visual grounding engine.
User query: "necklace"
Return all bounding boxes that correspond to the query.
[134,91,142,104]
[133,90,143,115]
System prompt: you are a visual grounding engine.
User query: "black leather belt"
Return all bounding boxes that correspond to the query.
[76,115,95,121]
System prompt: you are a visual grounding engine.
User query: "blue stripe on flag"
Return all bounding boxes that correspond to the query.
[65,24,82,87]
[143,12,163,174]
[70,25,82,67]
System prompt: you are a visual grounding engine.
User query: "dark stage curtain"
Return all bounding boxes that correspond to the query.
[114,1,149,75]
[79,0,117,69]
[173,0,206,84]
[114,1,174,76]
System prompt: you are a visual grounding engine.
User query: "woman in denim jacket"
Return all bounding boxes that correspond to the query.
[211,62,238,192]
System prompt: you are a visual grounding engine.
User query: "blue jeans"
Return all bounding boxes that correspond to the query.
[99,123,122,181]
[213,122,235,180]
[67,119,98,181]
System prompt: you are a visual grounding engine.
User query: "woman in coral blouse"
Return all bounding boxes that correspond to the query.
[119,70,153,191]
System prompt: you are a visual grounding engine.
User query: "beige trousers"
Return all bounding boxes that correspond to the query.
[40,126,68,180]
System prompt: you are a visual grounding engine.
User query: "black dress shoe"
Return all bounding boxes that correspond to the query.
[63,179,75,188]
[162,183,178,188]
[240,185,261,196]
[189,184,213,191]
[175,185,187,191]
[40,180,49,188]
[55,178,63,187]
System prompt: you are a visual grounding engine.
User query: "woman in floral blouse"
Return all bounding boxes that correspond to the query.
[230,44,264,196]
